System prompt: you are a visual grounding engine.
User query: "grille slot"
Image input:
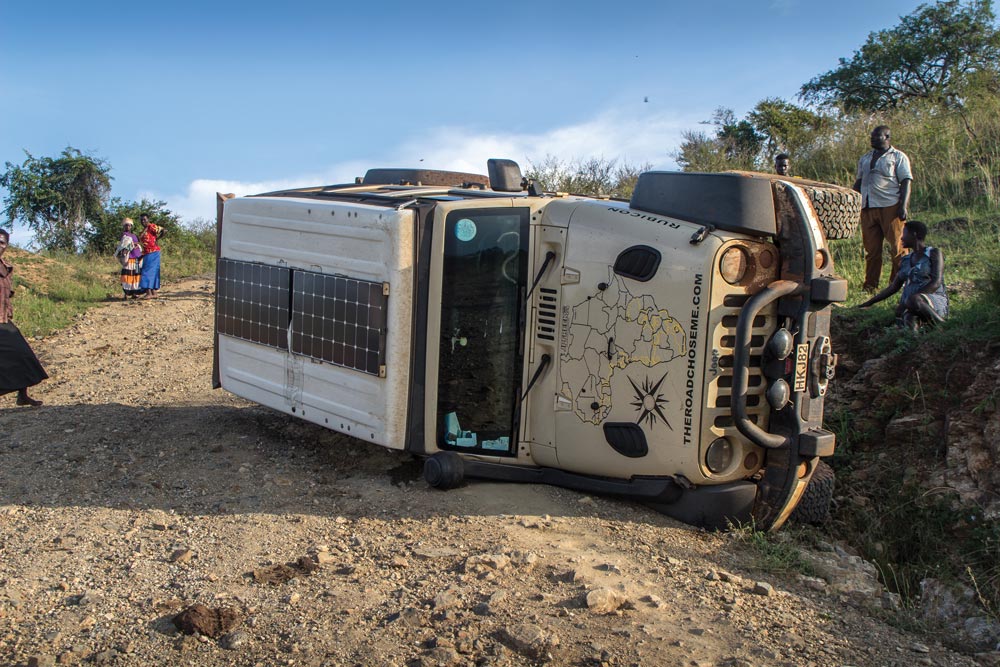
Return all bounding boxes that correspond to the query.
[718,355,761,369]
[714,414,760,428]
[724,294,750,307]
[715,394,761,408]
[717,375,761,388]
[721,334,765,348]
[722,314,766,328]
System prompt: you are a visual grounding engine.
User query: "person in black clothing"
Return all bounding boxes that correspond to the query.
[0,229,47,406]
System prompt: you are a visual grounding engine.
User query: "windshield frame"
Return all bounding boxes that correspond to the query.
[429,205,530,457]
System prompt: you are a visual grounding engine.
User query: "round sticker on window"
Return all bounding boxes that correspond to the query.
[455,218,477,242]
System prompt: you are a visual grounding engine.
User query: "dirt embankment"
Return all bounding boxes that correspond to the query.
[0,278,983,666]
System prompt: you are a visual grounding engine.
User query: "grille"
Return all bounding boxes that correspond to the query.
[706,305,772,438]
[704,244,780,452]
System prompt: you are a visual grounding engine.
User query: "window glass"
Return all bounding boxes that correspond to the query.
[437,208,529,455]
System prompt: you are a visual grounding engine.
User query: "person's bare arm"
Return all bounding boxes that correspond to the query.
[852,178,862,193]
[859,272,904,308]
[920,248,944,294]
[897,179,912,220]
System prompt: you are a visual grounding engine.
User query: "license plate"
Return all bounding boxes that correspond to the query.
[793,343,809,393]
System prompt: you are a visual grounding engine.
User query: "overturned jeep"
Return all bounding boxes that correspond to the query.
[212,160,859,530]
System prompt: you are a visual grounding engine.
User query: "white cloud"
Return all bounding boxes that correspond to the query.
[149,106,696,223]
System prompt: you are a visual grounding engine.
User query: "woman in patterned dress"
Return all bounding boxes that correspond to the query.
[116,218,143,299]
[859,220,948,329]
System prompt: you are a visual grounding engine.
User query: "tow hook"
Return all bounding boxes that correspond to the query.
[809,336,836,398]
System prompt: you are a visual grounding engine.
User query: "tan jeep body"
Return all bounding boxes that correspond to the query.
[213,162,847,530]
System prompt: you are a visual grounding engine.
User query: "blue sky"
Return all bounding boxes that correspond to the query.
[1,0,927,237]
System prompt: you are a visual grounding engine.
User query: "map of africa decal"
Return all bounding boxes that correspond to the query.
[560,268,687,425]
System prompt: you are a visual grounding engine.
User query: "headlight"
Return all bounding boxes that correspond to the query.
[706,437,734,474]
[766,378,790,409]
[767,328,794,360]
[719,247,749,285]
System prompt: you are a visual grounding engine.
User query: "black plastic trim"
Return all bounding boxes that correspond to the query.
[630,172,777,237]
[602,423,649,458]
[613,245,661,282]
[644,482,757,530]
[461,460,681,503]
[799,429,836,457]
[403,202,438,455]
[457,459,754,530]
[810,276,849,303]
[212,194,227,389]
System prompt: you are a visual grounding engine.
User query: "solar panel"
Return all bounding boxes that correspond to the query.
[216,259,388,376]
[217,258,290,349]
[290,270,388,376]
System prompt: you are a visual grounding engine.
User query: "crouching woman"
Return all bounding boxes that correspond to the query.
[858,220,949,329]
[0,229,47,406]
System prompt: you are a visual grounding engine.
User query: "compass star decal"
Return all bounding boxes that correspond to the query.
[628,371,672,430]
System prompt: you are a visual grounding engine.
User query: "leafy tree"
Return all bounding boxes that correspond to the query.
[674,108,764,172]
[674,130,733,172]
[526,156,650,198]
[86,197,182,254]
[801,0,1000,112]
[747,98,829,162]
[0,147,112,251]
[713,108,764,169]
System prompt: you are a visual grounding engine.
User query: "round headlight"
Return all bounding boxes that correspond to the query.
[706,437,734,474]
[767,328,794,360]
[719,247,749,285]
[815,250,828,270]
[766,378,791,409]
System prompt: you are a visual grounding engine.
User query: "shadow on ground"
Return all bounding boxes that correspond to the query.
[0,403,676,527]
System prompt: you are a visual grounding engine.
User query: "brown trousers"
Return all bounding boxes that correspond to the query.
[861,205,906,291]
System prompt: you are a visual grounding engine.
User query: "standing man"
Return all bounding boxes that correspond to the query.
[0,229,47,406]
[854,126,913,292]
[774,153,790,177]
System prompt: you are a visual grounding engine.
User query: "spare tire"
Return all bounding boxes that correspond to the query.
[725,171,862,240]
[798,181,862,240]
[790,460,835,525]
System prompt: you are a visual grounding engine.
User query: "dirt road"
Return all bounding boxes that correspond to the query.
[0,278,977,666]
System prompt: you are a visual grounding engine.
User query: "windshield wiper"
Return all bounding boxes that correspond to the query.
[527,251,557,298]
[520,354,551,402]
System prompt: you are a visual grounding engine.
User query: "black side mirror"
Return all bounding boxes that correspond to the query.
[487,159,524,192]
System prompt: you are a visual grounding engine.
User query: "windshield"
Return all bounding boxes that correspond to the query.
[436,207,529,455]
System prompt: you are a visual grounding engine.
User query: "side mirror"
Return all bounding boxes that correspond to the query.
[487,159,524,192]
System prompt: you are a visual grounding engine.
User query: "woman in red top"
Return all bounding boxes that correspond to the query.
[138,214,164,299]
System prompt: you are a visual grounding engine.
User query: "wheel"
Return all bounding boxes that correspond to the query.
[423,451,465,490]
[790,460,835,525]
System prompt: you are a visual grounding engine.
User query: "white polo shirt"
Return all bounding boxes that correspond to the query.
[856,146,913,209]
